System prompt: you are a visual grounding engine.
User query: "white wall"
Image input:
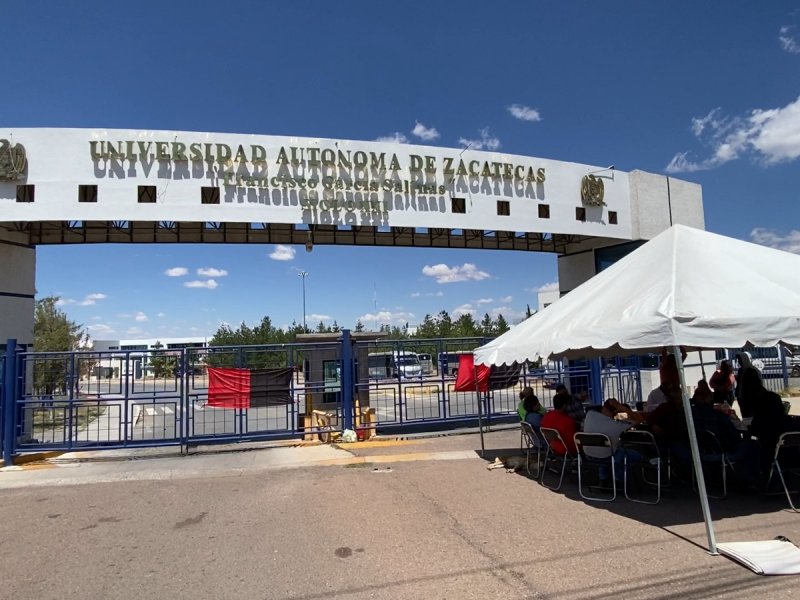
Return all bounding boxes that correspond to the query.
[537,291,560,312]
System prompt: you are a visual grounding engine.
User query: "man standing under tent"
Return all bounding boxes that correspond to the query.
[735,352,762,418]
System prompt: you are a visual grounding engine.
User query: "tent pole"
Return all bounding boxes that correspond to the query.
[474,363,486,457]
[698,349,707,380]
[674,346,718,555]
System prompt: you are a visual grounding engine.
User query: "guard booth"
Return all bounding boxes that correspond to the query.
[295,332,386,440]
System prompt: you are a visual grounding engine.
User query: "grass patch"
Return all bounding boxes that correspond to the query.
[345,462,373,469]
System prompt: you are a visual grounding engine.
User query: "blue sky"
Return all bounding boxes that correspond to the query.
[5,1,800,340]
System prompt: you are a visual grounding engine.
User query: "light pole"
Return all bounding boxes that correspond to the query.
[298,271,308,331]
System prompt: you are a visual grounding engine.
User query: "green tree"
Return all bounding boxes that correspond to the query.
[435,310,453,338]
[495,314,510,335]
[414,314,438,339]
[354,319,365,332]
[525,304,535,319]
[33,296,88,395]
[453,313,479,338]
[330,320,341,333]
[149,340,176,378]
[315,321,329,333]
[480,313,494,336]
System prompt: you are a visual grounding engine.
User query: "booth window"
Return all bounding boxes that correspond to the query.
[16,185,34,203]
[79,185,98,203]
[201,187,220,205]
[576,207,586,222]
[609,211,618,225]
[138,186,157,203]
[451,197,466,214]
[496,200,510,216]
[538,204,550,219]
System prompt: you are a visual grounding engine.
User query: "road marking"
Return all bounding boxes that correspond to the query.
[145,407,157,416]
[163,406,174,415]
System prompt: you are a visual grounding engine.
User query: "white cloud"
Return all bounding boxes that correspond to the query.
[751,228,800,254]
[157,312,166,317]
[135,311,148,322]
[410,291,444,298]
[458,127,501,151]
[86,323,115,336]
[780,26,800,54]
[410,292,421,297]
[125,327,146,336]
[500,295,513,303]
[422,263,491,284]
[375,132,409,144]
[117,313,131,318]
[358,310,416,326]
[92,316,102,320]
[184,279,219,289]
[665,95,800,173]
[56,293,108,307]
[307,314,332,321]
[531,282,559,293]
[165,267,188,277]
[411,121,440,141]
[453,304,476,317]
[507,104,542,122]
[475,298,493,305]
[269,245,296,261]
[197,267,228,277]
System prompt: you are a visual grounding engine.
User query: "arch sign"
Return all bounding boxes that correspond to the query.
[0,128,629,240]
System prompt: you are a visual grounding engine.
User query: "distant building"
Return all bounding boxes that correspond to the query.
[538,291,560,312]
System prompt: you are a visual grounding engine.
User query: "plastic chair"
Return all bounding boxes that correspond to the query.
[520,421,546,478]
[765,431,800,512]
[619,429,662,505]
[539,427,576,491]
[574,432,616,502]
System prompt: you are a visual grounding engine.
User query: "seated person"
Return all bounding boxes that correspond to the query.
[555,384,586,425]
[517,386,546,423]
[645,383,684,444]
[582,398,645,480]
[540,394,578,456]
[646,382,673,412]
[749,388,800,476]
[691,380,714,406]
[677,385,761,485]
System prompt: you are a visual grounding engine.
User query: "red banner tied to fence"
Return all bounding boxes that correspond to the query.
[454,354,491,392]
[207,367,293,409]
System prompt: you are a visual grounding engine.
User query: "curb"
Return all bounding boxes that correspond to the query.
[14,451,65,466]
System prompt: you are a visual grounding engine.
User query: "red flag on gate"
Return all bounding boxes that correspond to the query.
[454,354,490,392]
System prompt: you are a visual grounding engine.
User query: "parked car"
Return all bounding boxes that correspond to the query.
[528,365,561,388]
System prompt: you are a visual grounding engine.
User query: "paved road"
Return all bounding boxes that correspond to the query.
[1,433,798,599]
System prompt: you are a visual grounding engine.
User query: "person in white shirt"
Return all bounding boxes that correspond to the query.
[582,399,646,481]
[646,382,678,412]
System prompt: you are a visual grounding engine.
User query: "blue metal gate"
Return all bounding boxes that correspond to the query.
[4,332,790,463]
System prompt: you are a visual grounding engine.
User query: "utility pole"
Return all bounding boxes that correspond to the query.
[298,271,308,331]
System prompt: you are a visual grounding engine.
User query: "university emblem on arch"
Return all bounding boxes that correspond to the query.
[0,139,27,181]
[581,174,605,206]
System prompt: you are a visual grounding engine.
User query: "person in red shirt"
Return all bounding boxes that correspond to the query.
[709,360,735,404]
[541,394,578,455]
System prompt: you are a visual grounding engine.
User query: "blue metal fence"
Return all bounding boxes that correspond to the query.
[1,333,792,462]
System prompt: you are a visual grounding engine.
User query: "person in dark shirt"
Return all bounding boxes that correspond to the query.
[555,384,586,426]
[749,388,800,476]
[645,383,684,444]
[735,353,762,418]
[679,384,761,485]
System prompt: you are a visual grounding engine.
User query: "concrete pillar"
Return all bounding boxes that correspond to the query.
[558,170,704,295]
[0,231,35,349]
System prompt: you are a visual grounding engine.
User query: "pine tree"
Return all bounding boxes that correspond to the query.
[480,313,494,336]
[33,296,88,395]
[436,310,453,338]
[495,314,510,335]
[354,319,365,332]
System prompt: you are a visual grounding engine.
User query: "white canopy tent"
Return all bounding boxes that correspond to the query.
[474,225,800,555]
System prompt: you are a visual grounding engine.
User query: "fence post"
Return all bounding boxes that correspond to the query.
[3,339,18,465]
[781,346,789,390]
[341,329,354,431]
[590,358,603,404]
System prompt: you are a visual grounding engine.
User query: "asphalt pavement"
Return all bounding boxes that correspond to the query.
[1,431,799,599]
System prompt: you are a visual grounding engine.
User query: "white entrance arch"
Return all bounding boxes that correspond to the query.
[0,128,704,345]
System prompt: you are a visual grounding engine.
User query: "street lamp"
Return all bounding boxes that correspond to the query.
[298,271,308,330]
